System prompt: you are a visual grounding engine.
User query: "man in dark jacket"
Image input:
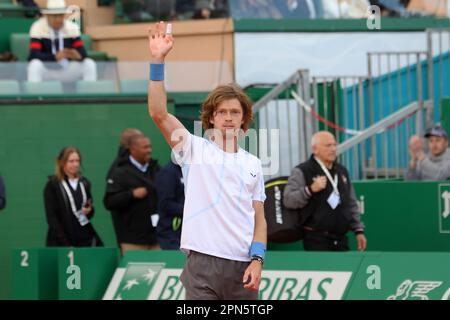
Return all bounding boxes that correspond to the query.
[104,135,160,254]
[106,128,144,181]
[155,161,185,250]
[283,131,367,252]
[0,175,6,210]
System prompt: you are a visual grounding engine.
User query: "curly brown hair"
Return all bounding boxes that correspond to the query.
[200,83,253,131]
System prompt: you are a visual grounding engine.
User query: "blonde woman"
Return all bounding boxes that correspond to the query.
[43,146,103,247]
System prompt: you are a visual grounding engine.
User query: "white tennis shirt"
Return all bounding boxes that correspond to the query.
[174,133,266,261]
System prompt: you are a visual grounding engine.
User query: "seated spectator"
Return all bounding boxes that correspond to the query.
[229,0,282,19]
[122,0,175,22]
[323,0,370,18]
[27,0,97,82]
[276,0,321,18]
[16,0,38,9]
[176,0,228,20]
[406,125,450,181]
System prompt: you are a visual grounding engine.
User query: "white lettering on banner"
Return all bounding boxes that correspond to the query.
[274,185,283,224]
[438,184,450,233]
[105,268,352,300]
[258,271,352,300]
[357,196,365,215]
[441,190,450,219]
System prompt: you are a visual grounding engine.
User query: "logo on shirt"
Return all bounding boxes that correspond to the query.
[250,172,256,178]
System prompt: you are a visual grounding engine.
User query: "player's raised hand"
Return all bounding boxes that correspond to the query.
[147,21,174,63]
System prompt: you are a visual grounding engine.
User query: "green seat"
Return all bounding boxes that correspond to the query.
[23,81,64,95]
[76,80,117,94]
[0,80,20,95]
[10,33,30,61]
[120,79,147,94]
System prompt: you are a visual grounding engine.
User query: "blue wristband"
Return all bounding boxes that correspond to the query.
[150,63,164,81]
[249,241,266,259]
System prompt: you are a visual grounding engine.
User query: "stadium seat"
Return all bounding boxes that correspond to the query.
[10,33,29,62]
[76,80,117,94]
[0,80,20,95]
[22,81,64,95]
[120,79,147,94]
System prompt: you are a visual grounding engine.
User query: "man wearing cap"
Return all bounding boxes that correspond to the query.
[406,126,450,181]
[27,0,97,82]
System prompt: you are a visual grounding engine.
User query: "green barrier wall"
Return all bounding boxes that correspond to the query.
[353,181,450,251]
[11,248,58,300]
[57,247,119,300]
[0,98,173,300]
[102,250,450,300]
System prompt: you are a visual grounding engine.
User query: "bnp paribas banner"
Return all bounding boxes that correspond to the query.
[345,252,450,300]
[103,251,450,300]
[103,251,362,300]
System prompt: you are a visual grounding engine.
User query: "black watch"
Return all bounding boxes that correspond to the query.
[251,255,264,266]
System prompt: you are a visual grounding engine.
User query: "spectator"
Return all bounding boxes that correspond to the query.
[0,175,5,210]
[155,160,185,250]
[103,135,160,255]
[148,22,267,299]
[122,0,175,22]
[229,0,282,19]
[276,0,321,18]
[27,0,97,82]
[406,125,450,181]
[106,128,144,181]
[176,0,228,20]
[323,0,370,18]
[283,131,367,252]
[44,147,103,247]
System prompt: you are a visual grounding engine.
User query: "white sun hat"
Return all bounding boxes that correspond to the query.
[41,0,68,15]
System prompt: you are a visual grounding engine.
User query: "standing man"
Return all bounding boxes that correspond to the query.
[406,125,450,181]
[155,161,184,250]
[283,131,367,252]
[0,174,5,210]
[106,128,144,180]
[27,0,97,82]
[104,135,160,255]
[147,22,267,299]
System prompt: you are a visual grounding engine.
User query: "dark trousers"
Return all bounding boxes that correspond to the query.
[303,230,349,251]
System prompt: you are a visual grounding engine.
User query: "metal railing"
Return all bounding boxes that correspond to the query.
[253,70,312,180]
[427,28,450,126]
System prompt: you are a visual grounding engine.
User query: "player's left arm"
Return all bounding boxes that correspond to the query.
[243,201,267,291]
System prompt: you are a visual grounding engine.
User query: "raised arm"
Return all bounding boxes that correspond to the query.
[147,22,188,150]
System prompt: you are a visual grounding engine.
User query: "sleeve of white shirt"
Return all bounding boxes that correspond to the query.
[252,161,266,202]
[171,133,193,166]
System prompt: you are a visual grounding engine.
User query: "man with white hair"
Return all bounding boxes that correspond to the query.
[284,131,367,252]
[27,0,97,82]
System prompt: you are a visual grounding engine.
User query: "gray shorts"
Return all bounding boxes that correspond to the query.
[180,251,258,300]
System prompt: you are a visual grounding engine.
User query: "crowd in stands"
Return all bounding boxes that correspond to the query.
[118,0,449,22]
